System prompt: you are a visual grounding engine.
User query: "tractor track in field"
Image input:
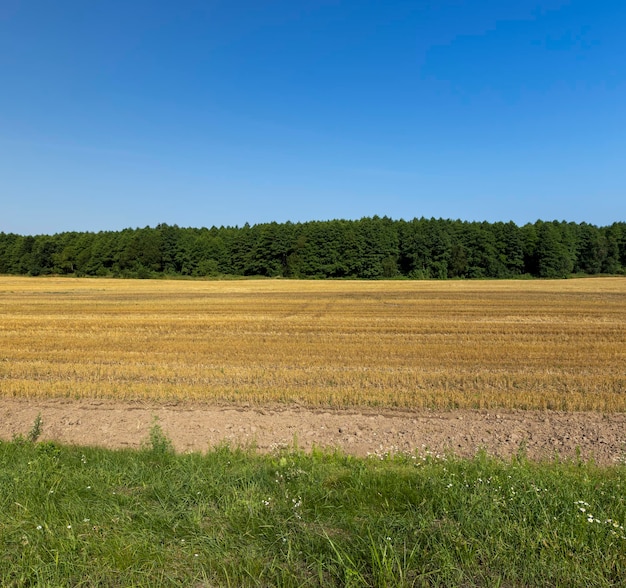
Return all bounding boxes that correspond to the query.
[1,398,625,464]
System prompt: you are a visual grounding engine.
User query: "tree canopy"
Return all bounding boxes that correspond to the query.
[1,218,625,279]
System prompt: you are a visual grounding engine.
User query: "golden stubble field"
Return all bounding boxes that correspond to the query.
[1,276,625,411]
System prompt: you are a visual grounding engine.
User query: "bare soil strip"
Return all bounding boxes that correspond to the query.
[2,398,625,465]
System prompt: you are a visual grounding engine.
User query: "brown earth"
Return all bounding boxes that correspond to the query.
[2,398,626,465]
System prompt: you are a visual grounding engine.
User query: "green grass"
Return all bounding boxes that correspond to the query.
[1,426,625,587]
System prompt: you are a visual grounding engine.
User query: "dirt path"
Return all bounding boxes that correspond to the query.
[1,398,625,465]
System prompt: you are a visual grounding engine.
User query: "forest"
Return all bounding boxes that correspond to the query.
[1,217,625,280]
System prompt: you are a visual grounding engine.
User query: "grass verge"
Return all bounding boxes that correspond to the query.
[1,429,625,587]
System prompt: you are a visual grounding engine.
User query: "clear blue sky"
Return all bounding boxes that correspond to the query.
[1,0,624,235]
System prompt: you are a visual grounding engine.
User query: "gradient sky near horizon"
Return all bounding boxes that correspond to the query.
[1,0,625,235]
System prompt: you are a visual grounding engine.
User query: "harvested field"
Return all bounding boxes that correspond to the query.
[1,276,625,410]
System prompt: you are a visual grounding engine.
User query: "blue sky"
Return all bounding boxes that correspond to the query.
[1,0,624,235]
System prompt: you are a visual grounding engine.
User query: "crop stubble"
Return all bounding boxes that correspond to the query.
[1,277,625,411]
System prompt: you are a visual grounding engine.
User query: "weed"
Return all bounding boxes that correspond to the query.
[27,413,43,443]
[145,416,173,456]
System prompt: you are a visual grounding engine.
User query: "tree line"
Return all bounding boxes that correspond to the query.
[1,217,625,279]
